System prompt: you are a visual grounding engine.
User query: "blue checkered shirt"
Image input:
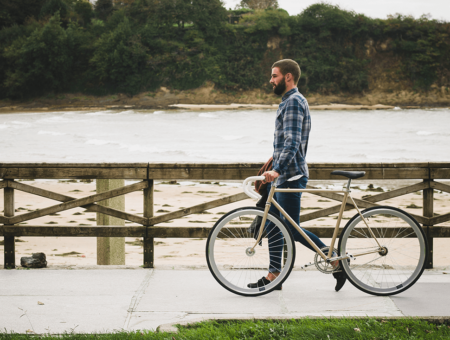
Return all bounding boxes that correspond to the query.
[272,87,311,186]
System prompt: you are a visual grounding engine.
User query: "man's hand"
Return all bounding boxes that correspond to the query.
[263,170,280,183]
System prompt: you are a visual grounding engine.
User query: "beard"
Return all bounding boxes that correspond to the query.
[273,77,286,96]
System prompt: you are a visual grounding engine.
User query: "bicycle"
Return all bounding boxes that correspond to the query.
[206,171,428,297]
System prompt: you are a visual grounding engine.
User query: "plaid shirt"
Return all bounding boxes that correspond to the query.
[272,87,311,186]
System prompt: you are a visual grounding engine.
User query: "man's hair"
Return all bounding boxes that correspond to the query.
[272,59,301,85]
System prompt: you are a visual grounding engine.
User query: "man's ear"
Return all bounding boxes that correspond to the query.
[285,73,292,82]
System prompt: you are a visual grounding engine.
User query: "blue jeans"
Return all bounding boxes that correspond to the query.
[265,177,326,273]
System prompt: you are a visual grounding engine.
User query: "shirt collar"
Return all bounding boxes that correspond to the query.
[282,87,298,102]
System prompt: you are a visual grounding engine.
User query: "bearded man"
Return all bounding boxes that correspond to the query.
[247,59,346,292]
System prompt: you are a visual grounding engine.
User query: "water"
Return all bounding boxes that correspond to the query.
[0,108,449,163]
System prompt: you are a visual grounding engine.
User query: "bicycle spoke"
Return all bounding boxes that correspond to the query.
[340,207,426,295]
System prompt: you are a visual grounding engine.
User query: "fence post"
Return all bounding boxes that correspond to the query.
[4,182,15,269]
[143,179,154,268]
[423,179,434,269]
[96,179,125,265]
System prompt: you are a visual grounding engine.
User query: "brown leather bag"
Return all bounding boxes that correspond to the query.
[255,157,273,194]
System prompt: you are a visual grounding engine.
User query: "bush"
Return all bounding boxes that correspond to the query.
[90,17,150,94]
[2,13,86,98]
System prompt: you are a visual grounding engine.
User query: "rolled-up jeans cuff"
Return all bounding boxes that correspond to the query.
[268,267,280,273]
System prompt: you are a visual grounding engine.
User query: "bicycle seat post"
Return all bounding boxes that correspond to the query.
[346,178,352,191]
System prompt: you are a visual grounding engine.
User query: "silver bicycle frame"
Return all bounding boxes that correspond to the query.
[251,178,382,261]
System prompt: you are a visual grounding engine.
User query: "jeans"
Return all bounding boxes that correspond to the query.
[265,176,327,273]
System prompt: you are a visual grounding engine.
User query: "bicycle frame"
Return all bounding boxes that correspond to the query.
[251,178,383,262]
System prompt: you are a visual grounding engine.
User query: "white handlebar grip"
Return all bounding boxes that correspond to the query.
[242,176,265,200]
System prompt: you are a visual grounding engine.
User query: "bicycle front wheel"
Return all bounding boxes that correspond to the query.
[338,206,427,296]
[206,207,295,297]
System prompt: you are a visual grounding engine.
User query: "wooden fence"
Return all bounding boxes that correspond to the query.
[1,162,450,269]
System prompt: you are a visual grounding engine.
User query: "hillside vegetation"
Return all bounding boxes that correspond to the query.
[0,0,449,106]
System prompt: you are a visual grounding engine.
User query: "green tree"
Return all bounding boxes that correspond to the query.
[40,0,71,20]
[3,12,85,98]
[95,0,113,21]
[90,16,149,93]
[237,0,278,10]
[72,0,94,27]
[191,0,227,38]
[0,0,46,28]
[288,4,371,93]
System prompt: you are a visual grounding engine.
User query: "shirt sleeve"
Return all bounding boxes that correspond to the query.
[272,97,304,175]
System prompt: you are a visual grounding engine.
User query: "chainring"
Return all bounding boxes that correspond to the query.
[314,246,338,274]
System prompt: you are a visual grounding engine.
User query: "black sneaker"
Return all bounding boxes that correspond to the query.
[247,276,282,290]
[332,270,347,292]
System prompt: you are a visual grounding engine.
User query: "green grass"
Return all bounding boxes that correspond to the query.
[1,318,449,339]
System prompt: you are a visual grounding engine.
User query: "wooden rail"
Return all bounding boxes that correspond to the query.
[1,162,449,269]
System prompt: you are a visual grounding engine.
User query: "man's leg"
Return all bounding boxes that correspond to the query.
[273,177,327,251]
[265,177,327,279]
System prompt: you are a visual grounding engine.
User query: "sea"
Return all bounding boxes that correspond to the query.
[0,108,449,164]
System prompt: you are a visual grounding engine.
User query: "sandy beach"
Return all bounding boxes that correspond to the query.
[1,179,449,270]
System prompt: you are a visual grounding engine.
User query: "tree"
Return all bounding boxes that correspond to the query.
[40,0,71,19]
[0,0,46,28]
[71,0,94,26]
[2,12,84,98]
[95,0,113,21]
[237,0,278,10]
[90,16,149,93]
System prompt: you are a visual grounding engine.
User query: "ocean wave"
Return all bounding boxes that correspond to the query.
[153,111,165,114]
[0,124,8,129]
[417,131,433,136]
[199,113,217,118]
[38,130,66,136]
[85,139,119,146]
[37,116,72,123]
[349,153,368,159]
[220,135,244,140]
[85,111,111,116]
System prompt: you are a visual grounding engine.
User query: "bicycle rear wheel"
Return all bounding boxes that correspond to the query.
[206,207,295,297]
[338,206,427,296]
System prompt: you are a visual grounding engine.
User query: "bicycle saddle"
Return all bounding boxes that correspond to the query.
[331,170,366,179]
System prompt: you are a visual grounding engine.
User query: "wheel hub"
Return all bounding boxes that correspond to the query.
[245,247,256,257]
[378,246,388,256]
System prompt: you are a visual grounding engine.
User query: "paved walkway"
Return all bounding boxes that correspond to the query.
[1,268,449,334]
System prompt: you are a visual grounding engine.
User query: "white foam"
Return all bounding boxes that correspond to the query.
[220,135,244,141]
[153,111,165,114]
[85,139,118,146]
[86,111,110,116]
[417,131,433,136]
[199,113,217,118]
[38,130,66,136]
[393,107,401,110]
[0,124,8,129]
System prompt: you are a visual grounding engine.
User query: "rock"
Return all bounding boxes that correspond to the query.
[21,253,47,268]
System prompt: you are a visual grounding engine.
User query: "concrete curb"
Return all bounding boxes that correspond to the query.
[156,316,450,333]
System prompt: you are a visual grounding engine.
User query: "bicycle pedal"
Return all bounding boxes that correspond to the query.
[300,262,314,269]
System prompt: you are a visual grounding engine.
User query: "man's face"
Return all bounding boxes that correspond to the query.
[270,67,286,96]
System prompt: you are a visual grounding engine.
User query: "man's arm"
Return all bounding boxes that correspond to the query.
[272,97,304,175]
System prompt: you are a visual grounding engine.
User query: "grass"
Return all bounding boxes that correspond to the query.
[406,203,422,209]
[1,318,448,339]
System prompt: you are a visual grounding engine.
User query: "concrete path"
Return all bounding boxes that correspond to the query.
[1,268,449,334]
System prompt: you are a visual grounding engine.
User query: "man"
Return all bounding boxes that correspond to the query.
[247,59,346,292]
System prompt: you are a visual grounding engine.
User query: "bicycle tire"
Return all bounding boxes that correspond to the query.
[338,206,427,296]
[206,207,295,297]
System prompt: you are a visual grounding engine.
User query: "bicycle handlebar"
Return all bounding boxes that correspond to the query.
[242,176,265,200]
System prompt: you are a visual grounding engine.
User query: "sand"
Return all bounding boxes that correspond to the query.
[1,179,449,269]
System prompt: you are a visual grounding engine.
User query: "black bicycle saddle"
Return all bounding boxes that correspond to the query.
[330,170,366,179]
